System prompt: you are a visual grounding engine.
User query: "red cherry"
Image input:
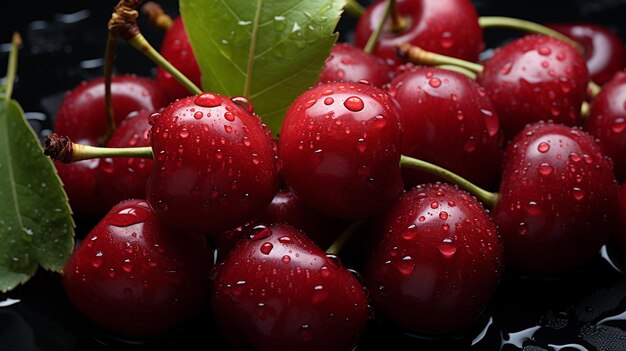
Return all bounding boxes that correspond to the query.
[318,42,395,87]
[583,69,626,182]
[492,122,620,274]
[146,93,280,234]
[547,22,626,85]
[354,0,484,65]
[386,66,504,190]
[210,223,370,351]
[364,183,503,335]
[477,34,590,140]
[156,16,202,101]
[94,109,155,211]
[278,81,404,220]
[62,199,213,337]
[53,74,169,216]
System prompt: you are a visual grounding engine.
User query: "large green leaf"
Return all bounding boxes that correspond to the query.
[180,0,346,134]
[0,99,75,292]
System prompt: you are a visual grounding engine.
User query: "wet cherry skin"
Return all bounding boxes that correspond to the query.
[146,92,280,234]
[354,0,484,66]
[583,69,626,182]
[156,16,202,101]
[318,42,395,88]
[278,81,404,220]
[492,122,620,274]
[548,22,626,85]
[95,109,155,211]
[210,223,370,351]
[62,199,213,337]
[53,74,169,216]
[364,183,503,335]
[476,34,590,141]
[386,66,504,190]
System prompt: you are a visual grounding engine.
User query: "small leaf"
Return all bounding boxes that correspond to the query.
[181,0,346,134]
[0,99,75,292]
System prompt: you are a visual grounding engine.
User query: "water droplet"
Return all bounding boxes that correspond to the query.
[464,137,477,153]
[401,224,417,240]
[248,225,272,240]
[179,128,190,138]
[439,237,457,257]
[311,285,328,304]
[538,47,552,56]
[526,201,542,215]
[612,118,626,134]
[282,255,291,264]
[260,242,273,255]
[300,324,313,341]
[320,265,331,278]
[518,222,528,235]
[572,187,585,201]
[397,255,415,275]
[231,96,254,113]
[193,111,203,120]
[305,99,317,108]
[344,96,364,112]
[122,258,132,273]
[357,138,367,153]
[500,62,513,75]
[538,163,553,176]
[439,211,448,220]
[440,31,454,48]
[429,78,442,88]
[537,142,550,153]
[431,202,439,209]
[91,251,103,268]
[224,111,235,122]
[195,93,221,107]
[278,236,292,244]
[324,97,334,105]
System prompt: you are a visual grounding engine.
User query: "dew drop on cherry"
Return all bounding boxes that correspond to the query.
[344,96,364,112]
[195,92,222,107]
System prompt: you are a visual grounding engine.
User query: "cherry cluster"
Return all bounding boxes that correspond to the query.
[45,0,626,349]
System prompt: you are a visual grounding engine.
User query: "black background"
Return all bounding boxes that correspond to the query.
[1,1,626,350]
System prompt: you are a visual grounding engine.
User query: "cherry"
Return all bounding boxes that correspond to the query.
[210,223,370,351]
[476,34,590,140]
[278,81,404,220]
[354,0,484,66]
[62,199,213,337]
[583,68,626,182]
[53,74,169,216]
[364,183,503,335]
[146,92,280,234]
[547,22,626,85]
[156,15,202,101]
[94,109,155,211]
[318,42,395,87]
[492,122,620,274]
[386,66,503,190]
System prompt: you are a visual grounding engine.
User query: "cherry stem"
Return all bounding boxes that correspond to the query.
[100,31,119,146]
[478,16,584,54]
[326,220,366,256]
[4,32,21,105]
[588,81,602,98]
[344,0,365,18]
[44,133,153,163]
[141,1,173,31]
[109,0,202,96]
[389,0,409,34]
[436,64,477,80]
[364,0,393,54]
[397,43,484,73]
[399,155,498,208]
[580,101,590,121]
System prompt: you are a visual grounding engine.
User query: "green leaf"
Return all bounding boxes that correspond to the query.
[0,99,75,292]
[180,0,346,134]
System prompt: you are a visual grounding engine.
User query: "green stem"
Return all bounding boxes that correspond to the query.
[478,16,584,54]
[127,33,202,95]
[436,64,477,80]
[588,81,602,98]
[399,155,498,207]
[388,0,409,33]
[100,32,119,146]
[344,0,365,18]
[4,32,21,105]
[397,43,484,73]
[326,220,365,255]
[580,101,590,121]
[364,0,393,54]
[44,133,152,163]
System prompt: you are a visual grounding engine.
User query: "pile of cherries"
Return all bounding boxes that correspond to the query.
[44,0,626,349]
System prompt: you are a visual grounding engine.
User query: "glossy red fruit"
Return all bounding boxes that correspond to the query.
[210,223,370,351]
[156,16,202,101]
[53,74,169,216]
[386,66,503,190]
[583,69,626,182]
[364,183,503,335]
[278,81,404,220]
[477,34,590,140]
[318,42,395,88]
[493,122,620,274]
[548,22,626,85]
[95,109,155,211]
[62,199,213,337]
[354,0,484,66]
[146,92,279,234]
